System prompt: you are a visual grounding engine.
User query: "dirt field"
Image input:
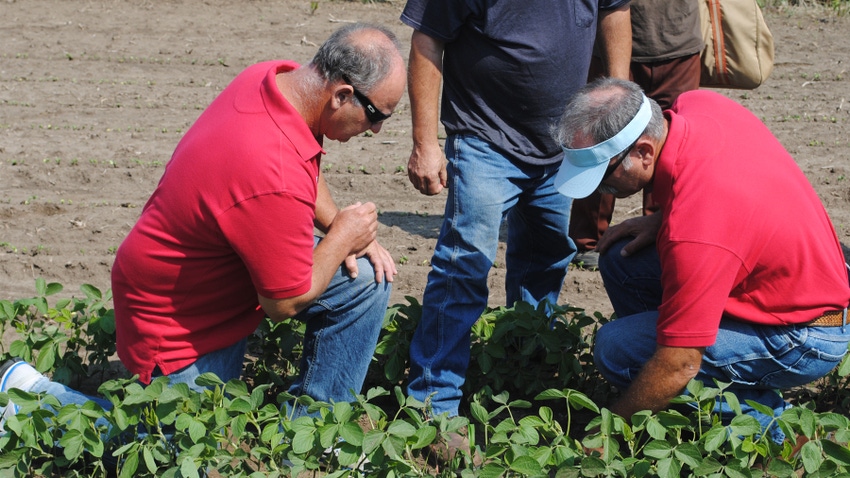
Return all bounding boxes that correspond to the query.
[1,0,848,321]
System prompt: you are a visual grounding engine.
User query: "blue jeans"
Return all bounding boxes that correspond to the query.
[407,134,575,416]
[31,237,390,420]
[286,239,390,417]
[595,239,850,443]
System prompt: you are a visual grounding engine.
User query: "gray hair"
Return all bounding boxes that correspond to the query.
[311,23,402,95]
[552,77,664,149]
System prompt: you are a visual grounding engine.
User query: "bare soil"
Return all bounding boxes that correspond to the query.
[1,0,849,323]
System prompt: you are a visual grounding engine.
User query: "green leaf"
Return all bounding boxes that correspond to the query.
[645,418,667,440]
[142,446,158,474]
[535,388,567,400]
[642,440,673,459]
[509,455,543,475]
[45,282,63,296]
[722,461,751,478]
[292,429,316,454]
[822,439,850,465]
[470,401,490,425]
[188,418,205,443]
[703,425,728,452]
[229,397,253,414]
[837,350,850,376]
[799,407,816,438]
[0,300,14,320]
[9,340,28,361]
[673,442,703,468]
[339,421,365,446]
[332,401,353,423]
[693,456,723,475]
[336,442,363,468]
[119,450,140,478]
[387,420,416,438]
[580,455,607,476]
[80,283,103,301]
[36,277,47,296]
[478,463,509,478]
[381,434,405,459]
[745,399,776,420]
[318,424,339,449]
[729,414,762,437]
[59,429,83,461]
[656,456,681,478]
[800,440,823,474]
[567,391,599,413]
[35,345,57,373]
[99,310,116,334]
[539,406,553,423]
[410,425,437,450]
[362,429,385,454]
[180,457,200,478]
[194,372,225,388]
[765,457,795,478]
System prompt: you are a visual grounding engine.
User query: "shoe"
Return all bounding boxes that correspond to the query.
[425,426,483,470]
[572,250,599,270]
[0,358,42,434]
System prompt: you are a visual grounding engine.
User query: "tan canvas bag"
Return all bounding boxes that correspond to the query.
[699,0,775,89]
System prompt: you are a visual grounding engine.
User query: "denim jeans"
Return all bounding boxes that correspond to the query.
[30,235,390,421]
[407,134,576,416]
[286,239,391,417]
[595,239,850,443]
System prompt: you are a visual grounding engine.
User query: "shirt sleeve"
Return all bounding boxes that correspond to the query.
[216,192,314,299]
[657,241,745,347]
[600,0,631,11]
[400,0,473,42]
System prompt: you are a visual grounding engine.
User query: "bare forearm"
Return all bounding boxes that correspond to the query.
[408,31,444,149]
[314,172,337,234]
[597,5,632,79]
[610,346,703,419]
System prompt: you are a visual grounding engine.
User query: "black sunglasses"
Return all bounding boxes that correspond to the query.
[600,142,637,182]
[342,75,392,124]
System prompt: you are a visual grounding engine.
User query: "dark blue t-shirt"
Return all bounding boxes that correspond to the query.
[401,0,629,165]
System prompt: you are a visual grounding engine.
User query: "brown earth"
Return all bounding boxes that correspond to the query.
[1,0,848,323]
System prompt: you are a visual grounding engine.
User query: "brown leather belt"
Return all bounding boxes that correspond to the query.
[807,310,849,327]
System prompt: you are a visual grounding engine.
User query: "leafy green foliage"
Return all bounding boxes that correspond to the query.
[2,279,850,476]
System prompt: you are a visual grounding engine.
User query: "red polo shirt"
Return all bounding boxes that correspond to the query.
[652,90,850,347]
[113,61,322,383]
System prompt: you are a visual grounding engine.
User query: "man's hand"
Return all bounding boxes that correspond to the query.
[407,30,446,196]
[408,144,447,195]
[343,239,398,283]
[597,213,662,256]
[328,202,379,256]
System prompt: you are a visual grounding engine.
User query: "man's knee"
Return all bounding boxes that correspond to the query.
[593,322,622,378]
[598,239,629,283]
[350,258,392,306]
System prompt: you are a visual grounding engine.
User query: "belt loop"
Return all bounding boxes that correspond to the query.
[843,308,848,333]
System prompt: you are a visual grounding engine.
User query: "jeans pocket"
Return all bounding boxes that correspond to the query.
[758,326,848,389]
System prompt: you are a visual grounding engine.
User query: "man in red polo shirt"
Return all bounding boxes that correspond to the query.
[552,77,850,444]
[1,23,405,428]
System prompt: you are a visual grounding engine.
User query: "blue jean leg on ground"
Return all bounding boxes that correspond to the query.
[407,134,574,416]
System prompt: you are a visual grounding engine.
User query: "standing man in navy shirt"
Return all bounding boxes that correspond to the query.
[400,0,632,459]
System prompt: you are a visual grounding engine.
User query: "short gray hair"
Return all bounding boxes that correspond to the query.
[311,23,402,94]
[552,77,664,149]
